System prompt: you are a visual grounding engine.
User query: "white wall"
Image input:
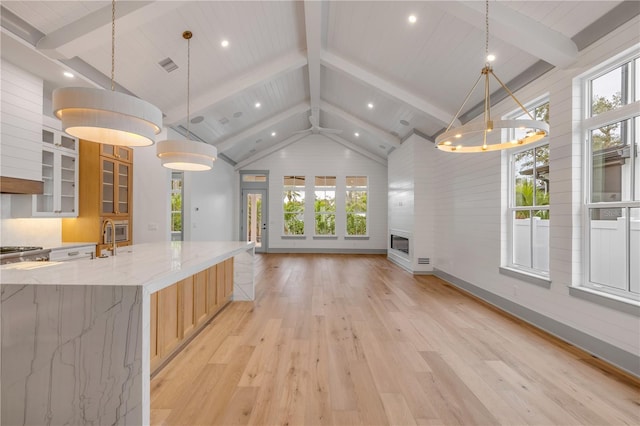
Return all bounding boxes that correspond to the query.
[388,133,434,272]
[0,194,62,247]
[412,17,640,360]
[132,134,171,244]
[242,134,387,252]
[183,154,237,242]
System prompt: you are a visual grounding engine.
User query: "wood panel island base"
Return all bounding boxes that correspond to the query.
[0,241,254,426]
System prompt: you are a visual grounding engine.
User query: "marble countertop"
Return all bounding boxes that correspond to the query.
[1,241,254,293]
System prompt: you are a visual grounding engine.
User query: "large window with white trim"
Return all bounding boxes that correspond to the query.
[583,50,640,300]
[507,101,550,276]
[346,176,368,236]
[314,176,336,235]
[283,176,305,235]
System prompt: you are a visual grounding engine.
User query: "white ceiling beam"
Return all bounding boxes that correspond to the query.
[234,133,307,171]
[433,1,578,68]
[164,51,308,124]
[323,134,387,166]
[320,101,400,148]
[303,0,322,113]
[36,1,182,60]
[217,101,310,153]
[321,51,459,128]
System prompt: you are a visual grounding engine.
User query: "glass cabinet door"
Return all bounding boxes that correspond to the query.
[35,150,55,214]
[59,153,76,214]
[117,147,132,162]
[117,162,130,214]
[102,159,116,214]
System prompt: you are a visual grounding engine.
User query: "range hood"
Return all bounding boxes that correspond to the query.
[0,176,44,194]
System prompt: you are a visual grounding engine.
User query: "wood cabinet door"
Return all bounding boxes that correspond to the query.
[225,258,234,298]
[206,265,218,314]
[217,261,226,304]
[181,276,195,338]
[194,270,208,326]
[157,284,180,357]
[100,145,132,163]
[150,292,159,367]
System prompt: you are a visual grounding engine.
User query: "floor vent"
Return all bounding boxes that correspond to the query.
[418,257,430,265]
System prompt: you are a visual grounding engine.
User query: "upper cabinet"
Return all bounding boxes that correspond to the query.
[101,156,131,217]
[12,127,79,217]
[0,60,44,194]
[100,145,132,163]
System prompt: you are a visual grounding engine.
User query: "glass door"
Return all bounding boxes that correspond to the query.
[242,189,267,253]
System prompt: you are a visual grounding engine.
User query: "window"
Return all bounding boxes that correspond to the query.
[283,176,305,235]
[346,176,368,236]
[583,50,640,300]
[507,101,550,276]
[171,172,184,241]
[314,176,336,235]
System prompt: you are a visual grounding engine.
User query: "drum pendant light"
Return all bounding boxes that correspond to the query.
[52,0,162,147]
[156,31,217,171]
[435,0,549,153]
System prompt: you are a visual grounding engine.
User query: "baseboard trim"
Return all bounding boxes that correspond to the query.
[433,268,640,379]
[267,248,387,254]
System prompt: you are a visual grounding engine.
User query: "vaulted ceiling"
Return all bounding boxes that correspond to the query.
[1,1,637,168]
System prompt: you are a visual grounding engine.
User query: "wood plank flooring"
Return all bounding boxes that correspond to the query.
[151,254,640,425]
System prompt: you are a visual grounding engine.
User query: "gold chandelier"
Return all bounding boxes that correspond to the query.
[435,0,549,153]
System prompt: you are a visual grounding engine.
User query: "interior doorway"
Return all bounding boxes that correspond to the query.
[242,189,267,253]
[240,171,269,253]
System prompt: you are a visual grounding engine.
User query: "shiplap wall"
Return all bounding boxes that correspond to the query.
[387,133,435,272]
[416,17,640,359]
[242,134,387,251]
[0,59,43,182]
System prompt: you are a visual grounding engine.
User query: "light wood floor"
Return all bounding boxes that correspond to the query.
[151,254,640,425]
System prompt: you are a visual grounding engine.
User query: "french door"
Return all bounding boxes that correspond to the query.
[242,189,268,253]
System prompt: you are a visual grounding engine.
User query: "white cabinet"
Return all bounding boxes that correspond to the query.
[49,244,96,261]
[12,127,79,217]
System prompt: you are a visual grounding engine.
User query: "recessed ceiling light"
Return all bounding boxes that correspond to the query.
[354,132,360,137]
[367,103,374,109]
[255,102,261,108]
[487,54,496,62]
[233,111,243,118]
[190,116,204,124]
[399,119,410,126]
[63,71,74,78]
[221,39,229,48]
[408,15,417,24]
[271,131,276,137]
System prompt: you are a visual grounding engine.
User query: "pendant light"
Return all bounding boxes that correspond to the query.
[156,31,217,171]
[435,0,549,153]
[52,0,162,147]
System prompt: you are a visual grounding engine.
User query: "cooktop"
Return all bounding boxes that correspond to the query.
[0,246,44,254]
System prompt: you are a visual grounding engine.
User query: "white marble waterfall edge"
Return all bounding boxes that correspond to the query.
[1,285,143,425]
[0,241,255,425]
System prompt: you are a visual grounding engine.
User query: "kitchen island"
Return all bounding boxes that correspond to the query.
[0,240,255,426]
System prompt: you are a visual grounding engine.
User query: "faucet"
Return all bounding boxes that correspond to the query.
[102,218,117,256]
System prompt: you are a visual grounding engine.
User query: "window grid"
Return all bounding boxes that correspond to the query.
[346,176,368,236]
[583,50,640,300]
[315,176,336,236]
[506,100,550,276]
[283,176,305,235]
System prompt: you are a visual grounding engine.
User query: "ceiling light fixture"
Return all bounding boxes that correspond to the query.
[354,132,360,137]
[367,103,374,109]
[271,131,277,137]
[221,39,229,48]
[255,102,261,108]
[52,0,162,147]
[63,71,74,78]
[435,0,548,153]
[156,31,217,171]
[408,15,417,24]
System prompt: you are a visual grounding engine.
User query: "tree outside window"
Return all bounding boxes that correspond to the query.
[171,172,184,241]
[346,176,368,236]
[315,176,336,235]
[283,176,305,235]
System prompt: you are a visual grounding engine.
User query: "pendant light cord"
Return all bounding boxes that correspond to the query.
[485,0,489,63]
[110,0,116,91]
[185,32,192,139]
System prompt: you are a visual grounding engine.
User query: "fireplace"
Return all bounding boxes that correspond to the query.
[390,234,409,255]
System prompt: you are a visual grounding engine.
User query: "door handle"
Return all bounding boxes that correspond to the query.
[262,224,267,230]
